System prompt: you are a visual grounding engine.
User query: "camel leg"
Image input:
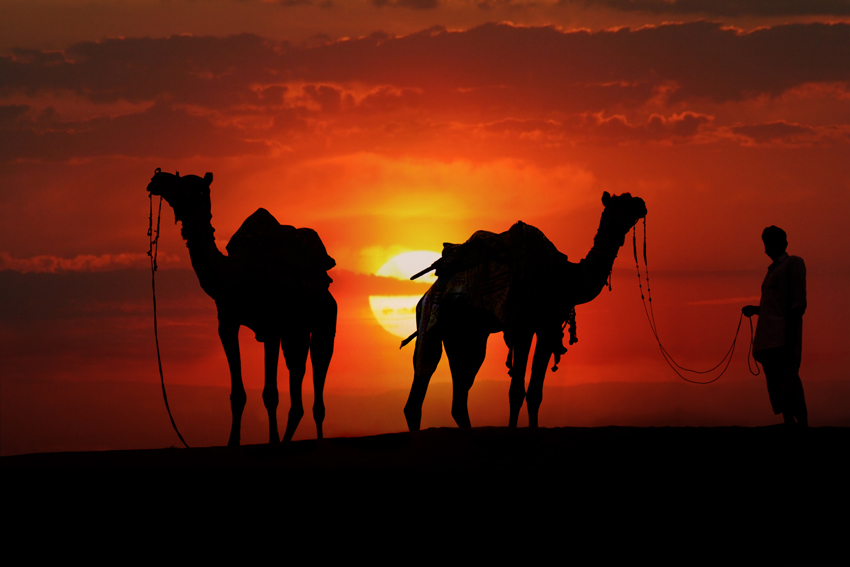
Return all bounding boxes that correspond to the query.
[508,332,533,428]
[309,295,337,440]
[263,340,281,444]
[281,330,310,442]
[526,339,553,429]
[443,327,488,429]
[404,329,443,431]
[219,321,246,447]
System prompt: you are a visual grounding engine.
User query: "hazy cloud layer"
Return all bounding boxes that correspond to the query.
[1,22,847,162]
[0,251,181,273]
[732,121,815,142]
[0,102,269,161]
[564,0,850,17]
[373,0,440,8]
[3,23,847,106]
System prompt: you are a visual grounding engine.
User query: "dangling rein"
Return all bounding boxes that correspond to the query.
[633,218,760,384]
[148,192,190,448]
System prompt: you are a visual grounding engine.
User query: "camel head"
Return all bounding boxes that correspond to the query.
[600,191,647,233]
[147,168,213,231]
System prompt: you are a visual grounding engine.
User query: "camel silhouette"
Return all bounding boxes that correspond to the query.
[147,169,337,446]
[403,191,647,430]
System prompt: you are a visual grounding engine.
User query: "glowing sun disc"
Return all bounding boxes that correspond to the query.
[370,250,440,338]
[369,295,424,339]
[375,250,441,284]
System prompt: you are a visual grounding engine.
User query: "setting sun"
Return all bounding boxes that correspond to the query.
[375,250,441,284]
[370,250,440,338]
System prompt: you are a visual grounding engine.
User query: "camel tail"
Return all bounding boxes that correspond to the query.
[400,331,417,349]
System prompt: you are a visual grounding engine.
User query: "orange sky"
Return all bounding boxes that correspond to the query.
[1,0,848,454]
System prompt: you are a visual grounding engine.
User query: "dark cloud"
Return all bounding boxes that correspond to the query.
[480,118,563,135]
[271,0,333,6]
[592,111,714,141]
[648,112,710,138]
[0,102,268,162]
[303,84,350,113]
[0,104,29,125]
[355,87,424,114]
[255,84,289,106]
[9,48,64,66]
[479,112,714,143]
[285,22,850,104]
[0,34,283,106]
[3,23,847,110]
[1,23,847,160]
[732,121,816,142]
[563,0,850,16]
[0,251,169,273]
[373,0,439,8]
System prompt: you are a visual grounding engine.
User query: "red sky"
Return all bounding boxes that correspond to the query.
[1,0,848,454]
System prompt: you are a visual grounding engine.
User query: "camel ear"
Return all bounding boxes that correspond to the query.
[602,191,611,206]
[204,172,213,186]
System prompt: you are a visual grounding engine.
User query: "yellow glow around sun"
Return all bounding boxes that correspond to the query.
[369,295,424,339]
[370,250,441,338]
[375,250,440,284]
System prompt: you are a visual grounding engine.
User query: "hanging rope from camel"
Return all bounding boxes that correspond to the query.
[148,184,190,448]
[632,217,760,384]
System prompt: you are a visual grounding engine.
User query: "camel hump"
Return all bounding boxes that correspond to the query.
[226,208,281,257]
[294,228,336,272]
[435,221,565,278]
[436,230,506,277]
[507,221,565,272]
[226,208,335,281]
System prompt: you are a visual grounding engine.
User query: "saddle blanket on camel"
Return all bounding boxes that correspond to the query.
[223,207,335,341]
[410,221,576,370]
[226,207,335,289]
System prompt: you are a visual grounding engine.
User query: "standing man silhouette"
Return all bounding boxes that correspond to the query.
[743,226,808,428]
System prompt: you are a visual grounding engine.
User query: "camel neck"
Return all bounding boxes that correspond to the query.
[181,216,227,300]
[571,210,630,305]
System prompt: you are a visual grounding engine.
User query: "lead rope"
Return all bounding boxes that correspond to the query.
[633,218,760,384]
[148,193,190,448]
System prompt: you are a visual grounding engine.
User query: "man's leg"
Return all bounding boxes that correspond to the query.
[789,372,808,427]
[760,348,786,418]
[788,341,807,427]
[762,346,807,427]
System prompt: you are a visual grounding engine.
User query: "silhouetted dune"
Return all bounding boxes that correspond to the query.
[4,426,846,565]
[3,378,848,456]
[3,425,846,472]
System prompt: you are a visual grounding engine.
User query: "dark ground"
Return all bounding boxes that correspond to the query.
[2,425,845,472]
[3,426,846,564]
